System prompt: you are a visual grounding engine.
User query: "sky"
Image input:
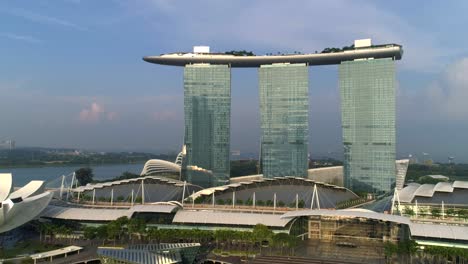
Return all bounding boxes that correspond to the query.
[1,0,468,162]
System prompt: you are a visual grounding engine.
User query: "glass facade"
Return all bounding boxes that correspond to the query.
[339,58,396,193]
[259,63,309,178]
[304,216,409,261]
[308,216,405,242]
[184,64,231,188]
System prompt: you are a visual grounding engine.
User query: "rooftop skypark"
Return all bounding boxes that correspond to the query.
[143,41,403,67]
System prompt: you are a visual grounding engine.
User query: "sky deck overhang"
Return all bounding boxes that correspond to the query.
[143,44,402,67]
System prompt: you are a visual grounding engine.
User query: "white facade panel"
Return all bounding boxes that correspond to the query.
[354,38,372,48]
[193,46,210,53]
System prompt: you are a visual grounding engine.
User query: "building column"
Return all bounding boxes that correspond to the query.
[259,63,309,178]
[339,58,396,193]
[183,64,231,188]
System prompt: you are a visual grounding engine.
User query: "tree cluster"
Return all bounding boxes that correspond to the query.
[224,50,255,56]
[80,219,299,256]
[406,163,468,183]
[320,44,355,53]
[75,167,94,186]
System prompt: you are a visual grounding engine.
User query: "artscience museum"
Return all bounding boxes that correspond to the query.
[0,173,53,233]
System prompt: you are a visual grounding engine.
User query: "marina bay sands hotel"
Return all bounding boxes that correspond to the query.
[143,39,403,194]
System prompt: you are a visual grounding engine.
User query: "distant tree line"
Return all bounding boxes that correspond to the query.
[406,163,468,183]
[74,168,141,186]
[0,148,175,168]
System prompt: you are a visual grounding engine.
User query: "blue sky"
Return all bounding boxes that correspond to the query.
[1,0,468,162]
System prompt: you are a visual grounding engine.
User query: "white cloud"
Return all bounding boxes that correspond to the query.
[3,7,87,31]
[79,102,117,123]
[124,0,443,72]
[0,32,42,43]
[425,58,468,120]
[398,57,468,123]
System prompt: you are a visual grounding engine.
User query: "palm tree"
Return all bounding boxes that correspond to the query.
[431,207,441,218]
[107,222,121,245]
[287,235,299,255]
[38,222,49,242]
[83,226,97,240]
[272,233,289,255]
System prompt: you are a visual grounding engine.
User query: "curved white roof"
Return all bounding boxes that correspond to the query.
[0,173,13,201]
[140,159,180,176]
[453,181,468,189]
[41,203,181,221]
[40,205,130,221]
[410,222,468,242]
[173,210,290,227]
[399,181,468,203]
[0,191,53,233]
[175,150,185,166]
[433,182,454,193]
[189,176,353,200]
[398,183,421,203]
[73,175,193,192]
[414,184,436,197]
[9,180,45,200]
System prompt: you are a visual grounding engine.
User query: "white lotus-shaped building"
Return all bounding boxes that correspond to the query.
[0,173,53,233]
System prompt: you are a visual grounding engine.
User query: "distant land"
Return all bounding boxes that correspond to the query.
[0,147,176,168]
